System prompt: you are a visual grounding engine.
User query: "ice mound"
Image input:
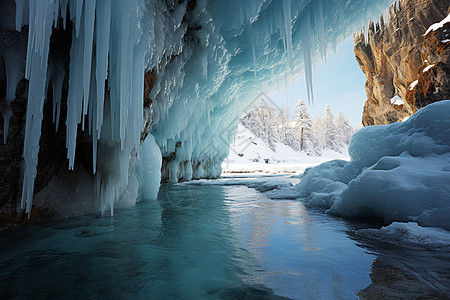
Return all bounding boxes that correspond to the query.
[356,222,450,251]
[295,100,450,229]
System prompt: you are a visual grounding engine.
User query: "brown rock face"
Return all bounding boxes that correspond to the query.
[354,0,449,126]
[405,21,450,110]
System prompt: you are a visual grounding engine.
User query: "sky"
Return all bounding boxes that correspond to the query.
[267,36,367,127]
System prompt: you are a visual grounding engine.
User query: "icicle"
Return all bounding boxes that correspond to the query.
[21,0,56,217]
[282,0,293,72]
[82,0,96,129]
[95,0,111,135]
[313,1,326,63]
[66,26,84,170]
[202,50,208,80]
[50,67,64,132]
[251,36,257,79]
[3,108,12,144]
[15,0,25,31]
[301,12,314,104]
[74,0,84,38]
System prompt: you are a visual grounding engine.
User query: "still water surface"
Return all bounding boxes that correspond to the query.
[0,175,448,299]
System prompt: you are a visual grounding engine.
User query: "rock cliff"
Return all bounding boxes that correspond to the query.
[354,0,449,126]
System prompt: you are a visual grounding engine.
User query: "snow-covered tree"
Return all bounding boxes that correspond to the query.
[334,112,354,149]
[312,117,324,155]
[241,104,278,151]
[314,105,340,152]
[293,100,314,155]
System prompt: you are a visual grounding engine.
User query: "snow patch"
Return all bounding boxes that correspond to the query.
[423,64,435,72]
[390,95,405,105]
[424,13,450,35]
[409,80,418,90]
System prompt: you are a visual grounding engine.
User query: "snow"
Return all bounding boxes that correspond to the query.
[424,13,450,36]
[295,100,450,230]
[356,222,450,251]
[409,80,418,90]
[222,123,349,174]
[423,64,435,72]
[390,95,405,105]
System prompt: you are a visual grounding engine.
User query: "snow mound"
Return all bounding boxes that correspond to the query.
[356,222,450,251]
[295,100,450,230]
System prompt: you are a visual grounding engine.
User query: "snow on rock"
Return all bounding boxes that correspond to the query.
[422,64,435,72]
[409,80,418,90]
[390,95,405,105]
[356,222,450,251]
[424,13,450,36]
[295,100,450,230]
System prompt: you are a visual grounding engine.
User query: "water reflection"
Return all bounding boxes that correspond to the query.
[222,184,374,299]
[0,178,448,299]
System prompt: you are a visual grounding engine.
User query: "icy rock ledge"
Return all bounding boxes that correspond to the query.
[295,100,450,230]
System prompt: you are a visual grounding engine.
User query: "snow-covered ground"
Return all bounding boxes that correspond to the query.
[221,124,349,174]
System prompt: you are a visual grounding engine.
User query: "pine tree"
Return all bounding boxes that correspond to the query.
[334,112,354,149]
[293,100,314,155]
[312,117,324,155]
[242,104,278,151]
[315,105,340,152]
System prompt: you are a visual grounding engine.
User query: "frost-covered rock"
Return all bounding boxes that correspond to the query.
[295,100,450,229]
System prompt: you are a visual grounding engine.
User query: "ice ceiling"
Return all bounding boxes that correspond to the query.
[0,0,394,215]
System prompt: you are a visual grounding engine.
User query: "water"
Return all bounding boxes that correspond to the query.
[0,175,449,299]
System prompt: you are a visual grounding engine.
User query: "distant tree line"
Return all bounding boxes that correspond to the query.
[241,101,354,156]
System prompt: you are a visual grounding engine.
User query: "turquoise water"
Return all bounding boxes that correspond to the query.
[0,176,448,299]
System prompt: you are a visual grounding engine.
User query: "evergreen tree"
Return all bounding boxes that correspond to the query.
[293,100,314,155]
[312,117,324,155]
[321,105,340,152]
[241,104,278,151]
[334,111,354,149]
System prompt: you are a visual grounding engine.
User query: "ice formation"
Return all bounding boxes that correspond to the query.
[0,0,393,216]
[295,100,450,230]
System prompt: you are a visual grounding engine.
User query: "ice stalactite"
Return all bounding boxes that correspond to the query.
[9,0,157,216]
[20,0,58,216]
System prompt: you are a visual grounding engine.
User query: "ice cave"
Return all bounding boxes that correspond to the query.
[0,0,449,298]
